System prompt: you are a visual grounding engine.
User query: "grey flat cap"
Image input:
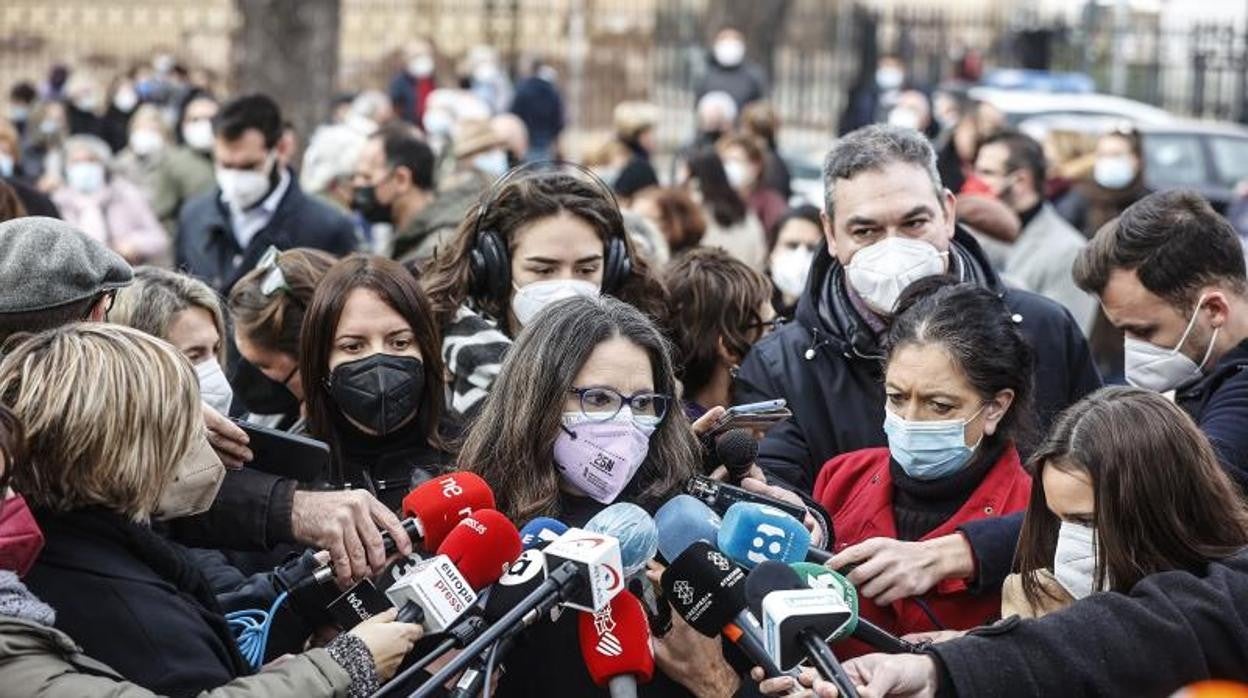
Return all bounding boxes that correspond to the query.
[0,216,133,313]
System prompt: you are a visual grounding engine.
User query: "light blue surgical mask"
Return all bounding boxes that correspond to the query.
[883,404,985,480]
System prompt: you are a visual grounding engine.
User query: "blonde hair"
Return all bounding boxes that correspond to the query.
[0,323,200,521]
[111,267,228,364]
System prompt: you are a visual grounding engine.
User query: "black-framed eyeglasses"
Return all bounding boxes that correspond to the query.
[567,386,672,426]
[256,245,289,297]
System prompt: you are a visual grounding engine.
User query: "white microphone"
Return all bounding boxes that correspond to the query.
[542,527,626,613]
[384,554,478,632]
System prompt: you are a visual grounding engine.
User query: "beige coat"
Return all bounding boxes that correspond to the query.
[0,615,351,698]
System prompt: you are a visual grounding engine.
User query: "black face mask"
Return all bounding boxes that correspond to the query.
[352,184,393,224]
[327,353,425,436]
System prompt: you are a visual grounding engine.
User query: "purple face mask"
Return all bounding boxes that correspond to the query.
[553,411,657,504]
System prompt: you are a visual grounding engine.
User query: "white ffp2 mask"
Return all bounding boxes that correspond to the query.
[845,237,946,315]
[511,279,599,328]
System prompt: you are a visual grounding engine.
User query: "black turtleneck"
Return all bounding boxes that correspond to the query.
[330,413,450,511]
[1018,201,1043,230]
[890,437,1008,542]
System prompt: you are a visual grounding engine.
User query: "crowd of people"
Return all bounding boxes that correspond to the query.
[1,26,1247,698]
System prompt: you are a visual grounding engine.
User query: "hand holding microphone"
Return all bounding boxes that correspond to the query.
[346,607,425,682]
[829,535,974,607]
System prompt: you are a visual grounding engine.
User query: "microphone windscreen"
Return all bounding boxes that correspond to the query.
[718,502,811,569]
[585,503,658,578]
[483,548,549,622]
[655,495,722,563]
[436,509,522,590]
[660,540,747,637]
[519,516,568,550]
[578,590,656,687]
[744,560,805,620]
[715,429,758,479]
[791,563,859,613]
[401,472,496,550]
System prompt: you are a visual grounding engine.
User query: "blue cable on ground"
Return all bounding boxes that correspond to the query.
[226,590,290,670]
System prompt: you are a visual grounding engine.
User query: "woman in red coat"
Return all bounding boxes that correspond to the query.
[812,277,1035,658]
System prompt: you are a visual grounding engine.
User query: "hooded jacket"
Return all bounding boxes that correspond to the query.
[735,229,1101,590]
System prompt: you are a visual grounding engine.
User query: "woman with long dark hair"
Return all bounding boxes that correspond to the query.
[300,254,449,512]
[422,168,668,417]
[461,294,747,696]
[1011,385,1248,615]
[681,147,767,271]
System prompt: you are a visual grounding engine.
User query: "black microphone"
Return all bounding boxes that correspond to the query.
[745,561,860,698]
[659,541,786,679]
[717,429,759,484]
[683,474,808,522]
[701,427,758,479]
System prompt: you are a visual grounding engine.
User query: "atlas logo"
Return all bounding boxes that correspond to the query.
[707,551,732,571]
[671,580,695,605]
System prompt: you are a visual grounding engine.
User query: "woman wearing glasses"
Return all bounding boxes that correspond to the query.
[300,254,449,512]
[229,246,337,430]
[810,277,1035,659]
[460,294,695,526]
[462,294,747,696]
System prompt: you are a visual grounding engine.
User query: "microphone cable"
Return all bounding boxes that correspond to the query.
[481,637,504,698]
[226,590,290,670]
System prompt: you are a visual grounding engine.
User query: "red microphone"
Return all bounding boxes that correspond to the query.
[436,509,522,590]
[578,590,655,698]
[400,472,495,551]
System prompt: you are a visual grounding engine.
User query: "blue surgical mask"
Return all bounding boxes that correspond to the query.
[883,405,985,480]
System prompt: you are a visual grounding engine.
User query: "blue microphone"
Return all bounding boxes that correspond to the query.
[519,516,568,550]
[655,495,723,563]
[718,502,811,569]
[585,503,658,579]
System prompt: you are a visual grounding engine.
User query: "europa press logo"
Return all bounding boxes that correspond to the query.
[707,551,732,571]
[671,579,695,605]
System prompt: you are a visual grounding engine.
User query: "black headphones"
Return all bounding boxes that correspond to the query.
[467,161,632,303]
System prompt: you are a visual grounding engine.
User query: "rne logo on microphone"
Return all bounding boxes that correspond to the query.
[439,476,464,498]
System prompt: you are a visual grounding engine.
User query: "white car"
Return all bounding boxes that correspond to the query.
[969,87,1176,127]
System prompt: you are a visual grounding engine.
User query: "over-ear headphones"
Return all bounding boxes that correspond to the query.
[467,161,632,304]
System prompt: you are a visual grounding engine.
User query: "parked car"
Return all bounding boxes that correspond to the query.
[970,86,1175,127]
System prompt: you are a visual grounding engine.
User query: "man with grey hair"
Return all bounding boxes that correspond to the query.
[735,124,1100,604]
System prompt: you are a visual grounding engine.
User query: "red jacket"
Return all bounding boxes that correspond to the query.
[812,445,1031,658]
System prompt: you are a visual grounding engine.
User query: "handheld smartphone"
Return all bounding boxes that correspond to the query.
[232,419,331,483]
[713,407,788,434]
[724,399,787,416]
[683,474,809,522]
